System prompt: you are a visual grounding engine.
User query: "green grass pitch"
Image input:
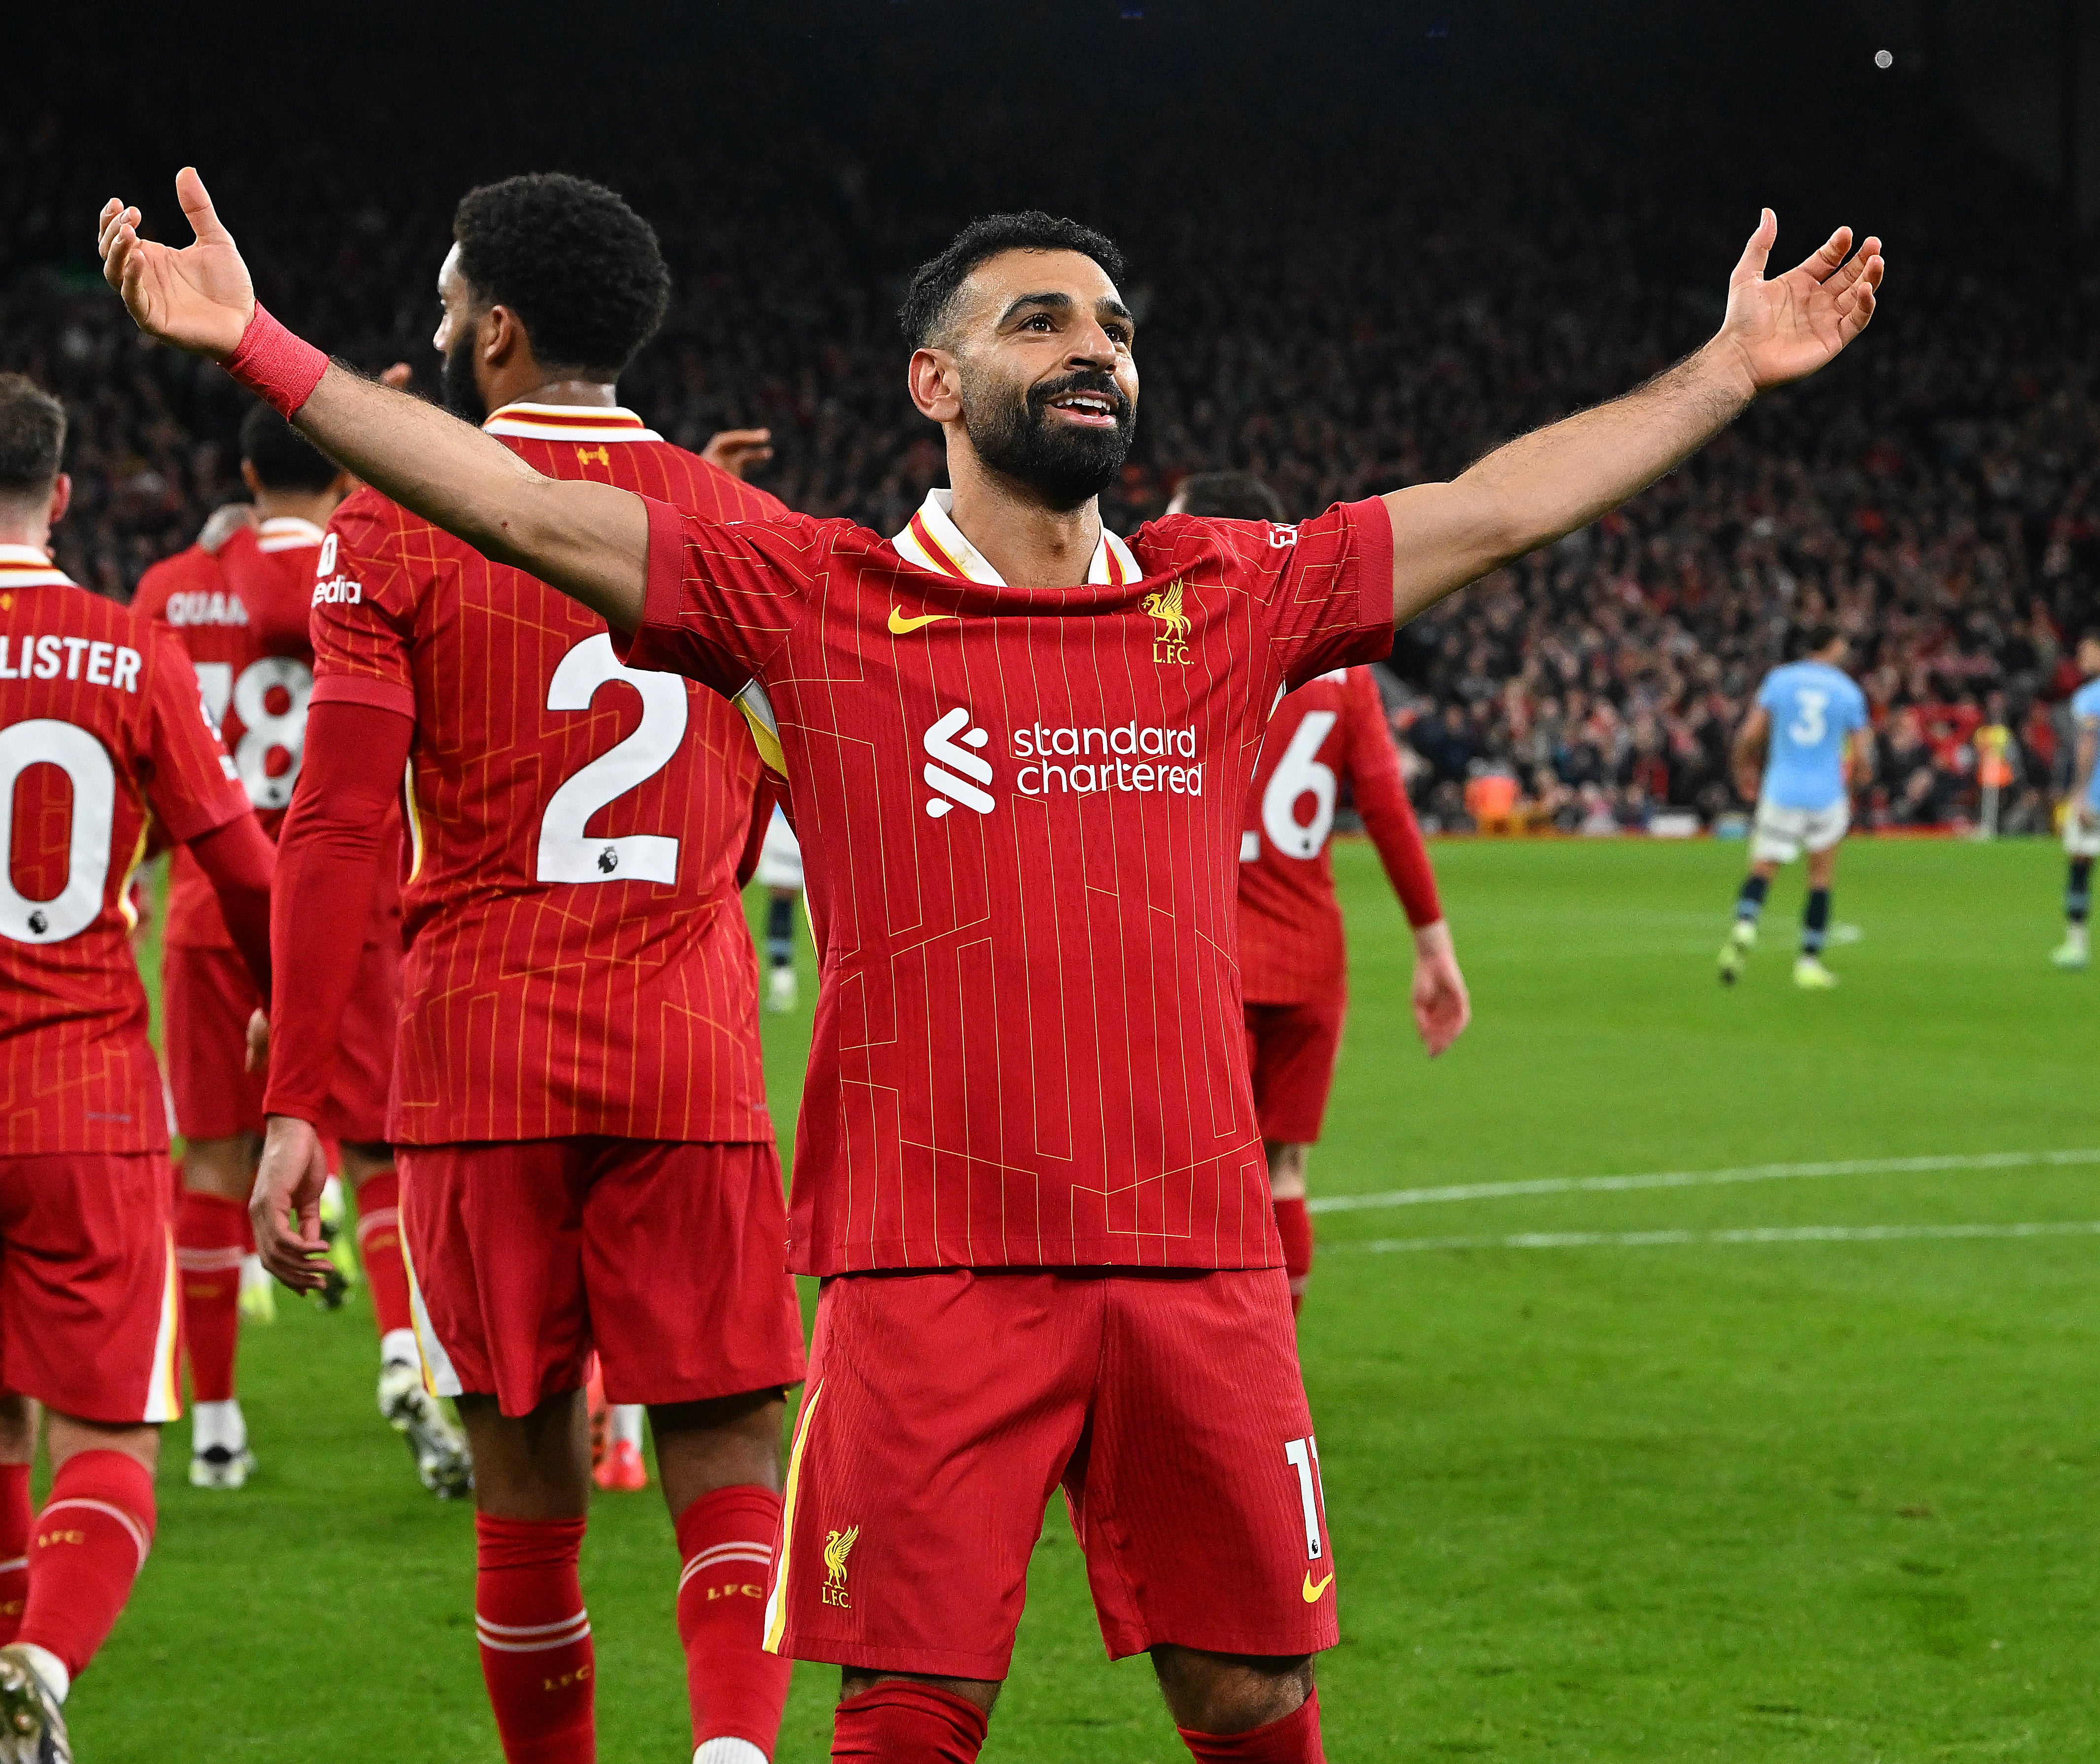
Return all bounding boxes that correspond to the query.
[75,834,2097,1760]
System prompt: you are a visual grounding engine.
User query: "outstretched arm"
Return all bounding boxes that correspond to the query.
[99,171,648,631]
[1385,211,1883,625]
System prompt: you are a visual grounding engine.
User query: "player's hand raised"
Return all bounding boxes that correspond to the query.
[1717,210,1883,395]
[98,168,255,359]
[251,1113,334,1292]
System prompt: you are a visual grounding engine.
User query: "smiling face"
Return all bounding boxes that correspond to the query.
[923,247,1139,511]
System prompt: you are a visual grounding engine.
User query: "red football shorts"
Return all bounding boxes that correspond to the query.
[165,936,397,1144]
[763,1268,1337,1680]
[398,1137,805,1418]
[1243,996,1347,1144]
[0,1152,181,1425]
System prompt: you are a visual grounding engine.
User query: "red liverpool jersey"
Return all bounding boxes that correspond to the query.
[619,487,1395,1274]
[135,519,377,951]
[0,547,253,1152]
[1237,664,1439,1004]
[309,402,784,1144]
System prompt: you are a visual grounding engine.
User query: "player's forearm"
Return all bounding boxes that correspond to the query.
[290,364,648,630]
[1387,340,1754,623]
[262,700,410,1122]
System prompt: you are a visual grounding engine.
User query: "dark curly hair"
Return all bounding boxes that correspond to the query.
[239,402,339,494]
[898,211,1125,348]
[452,173,671,379]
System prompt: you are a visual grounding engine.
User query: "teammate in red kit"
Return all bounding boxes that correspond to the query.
[0,375,277,1755]
[1170,473,1469,1318]
[134,403,461,1495]
[104,169,1882,1762]
[242,176,800,1764]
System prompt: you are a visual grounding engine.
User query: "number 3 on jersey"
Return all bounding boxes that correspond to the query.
[536,633,687,885]
[1788,688,1828,747]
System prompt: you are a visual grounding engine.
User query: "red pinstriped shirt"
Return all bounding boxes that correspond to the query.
[0,551,254,1152]
[304,404,785,1144]
[619,489,1396,1274]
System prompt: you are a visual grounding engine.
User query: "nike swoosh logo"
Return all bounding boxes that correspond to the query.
[1302,1571,1334,1603]
[889,606,955,635]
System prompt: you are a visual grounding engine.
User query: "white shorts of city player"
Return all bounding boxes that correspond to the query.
[2065,800,2100,860]
[1751,796,1850,865]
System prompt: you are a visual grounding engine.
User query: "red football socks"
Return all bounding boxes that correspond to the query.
[1178,1689,1325,1762]
[833,1683,989,1761]
[675,1484,789,1753]
[18,1449,156,1677]
[475,1513,594,1763]
[176,1190,249,1403]
[0,1462,30,1644]
[1273,1197,1313,1317]
[352,1170,414,1340]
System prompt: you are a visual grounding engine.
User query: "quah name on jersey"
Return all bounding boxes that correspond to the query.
[159,589,249,627]
[0,634,143,692]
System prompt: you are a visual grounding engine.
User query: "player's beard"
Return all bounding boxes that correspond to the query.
[960,366,1135,511]
[440,335,487,426]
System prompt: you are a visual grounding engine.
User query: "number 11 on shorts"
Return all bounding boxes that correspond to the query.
[1285,1435,1326,1559]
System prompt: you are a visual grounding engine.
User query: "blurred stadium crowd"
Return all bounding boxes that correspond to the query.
[4,15,2094,835]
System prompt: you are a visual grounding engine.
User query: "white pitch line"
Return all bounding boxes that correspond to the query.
[1345,1221,2100,1254]
[1306,1149,2100,1215]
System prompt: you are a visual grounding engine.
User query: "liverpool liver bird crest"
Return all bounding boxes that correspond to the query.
[823,1524,860,1587]
[1142,581,1191,642]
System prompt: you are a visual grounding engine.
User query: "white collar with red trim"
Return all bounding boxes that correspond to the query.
[0,544,70,588]
[482,402,662,443]
[256,517,327,553]
[891,488,1139,588]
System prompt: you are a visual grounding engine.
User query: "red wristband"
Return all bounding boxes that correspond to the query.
[222,302,329,419]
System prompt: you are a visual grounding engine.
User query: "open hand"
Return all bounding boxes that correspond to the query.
[701,428,775,480]
[1411,921,1472,1057]
[98,168,255,359]
[250,1114,333,1291]
[1718,210,1883,395]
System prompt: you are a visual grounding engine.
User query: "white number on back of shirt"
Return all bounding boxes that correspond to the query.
[0,720,116,943]
[537,633,687,885]
[1788,688,1829,747]
[1260,711,1340,860]
[194,657,314,811]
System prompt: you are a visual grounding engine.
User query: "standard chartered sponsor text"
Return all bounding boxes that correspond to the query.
[1012,722,1203,798]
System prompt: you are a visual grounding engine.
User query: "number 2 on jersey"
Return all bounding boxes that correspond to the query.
[537,633,687,885]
